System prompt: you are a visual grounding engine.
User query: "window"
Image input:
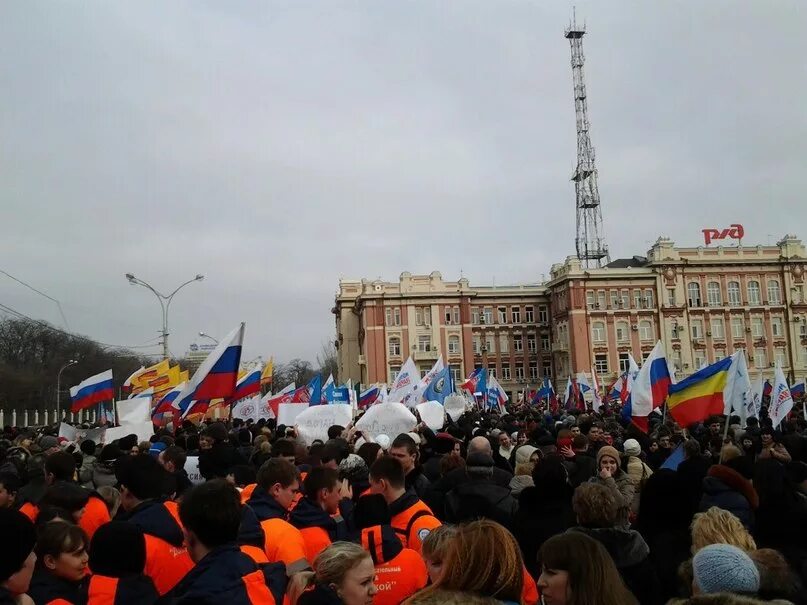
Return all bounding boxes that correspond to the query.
[692,352,705,370]
[620,290,630,308]
[688,282,702,307]
[691,319,704,339]
[586,291,595,309]
[450,365,462,383]
[592,321,606,342]
[512,307,521,323]
[453,307,460,325]
[448,335,460,354]
[483,308,493,325]
[529,362,538,380]
[538,306,548,323]
[487,364,496,378]
[418,335,431,351]
[525,306,535,323]
[639,320,653,341]
[597,291,607,309]
[616,321,629,342]
[644,289,654,308]
[385,308,393,327]
[754,348,767,368]
[747,281,761,305]
[515,366,525,381]
[541,335,550,351]
[610,290,619,308]
[752,316,764,338]
[445,309,452,324]
[498,307,507,324]
[768,280,781,304]
[485,336,495,354]
[416,306,431,326]
[473,337,481,354]
[595,354,609,374]
[394,308,401,326]
[707,282,722,306]
[775,347,787,367]
[633,289,642,308]
[513,334,523,352]
[472,308,480,325]
[667,288,676,307]
[501,366,511,380]
[772,316,783,337]
[542,362,552,379]
[388,337,401,356]
[389,365,401,382]
[499,334,509,354]
[711,317,725,339]
[727,281,741,306]
[801,320,807,338]
[731,317,745,339]
[527,333,537,353]
[618,353,630,373]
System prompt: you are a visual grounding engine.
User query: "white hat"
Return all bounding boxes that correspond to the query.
[406,432,422,445]
[623,438,642,457]
[376,434,391,450]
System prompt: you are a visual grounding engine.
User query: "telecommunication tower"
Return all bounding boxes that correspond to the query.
[565,14,610,268]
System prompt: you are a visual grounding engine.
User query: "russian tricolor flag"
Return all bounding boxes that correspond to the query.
[152,382,186,417]
[630,341,673,431]
[179,323,245,418]
[359,385,380,408]
[230,363,262,403]
[70,370,114,412]
[791,382,805,398]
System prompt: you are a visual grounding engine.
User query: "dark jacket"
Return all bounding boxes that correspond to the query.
[198,442,247,481]
[425,464,512,520]
[246,487,289,522]
[676,456,711,510]
[172,469,193,498]
[562,452,597,488]
[405,466,431,500]
[124,500,185,548]
[289,497,349,543]
[298,584,343,605]
[29,569,85,605]
[84,573,159,605]
[699,465,758,528]
[167,544,286,605]
[568,526,661,605]
[444,473,518,531]
[514,484,576,578]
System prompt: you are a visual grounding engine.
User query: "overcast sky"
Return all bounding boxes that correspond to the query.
[1,1,805,365]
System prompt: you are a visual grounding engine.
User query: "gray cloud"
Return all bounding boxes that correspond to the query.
[1,1,805,362]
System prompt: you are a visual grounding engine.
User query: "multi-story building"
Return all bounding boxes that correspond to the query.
[334,235,807,397]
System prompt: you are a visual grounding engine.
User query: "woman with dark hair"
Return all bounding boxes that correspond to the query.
[29,522,89,605]
[513,455,576,578]
[537,532,638,605]
[356,442,383,472]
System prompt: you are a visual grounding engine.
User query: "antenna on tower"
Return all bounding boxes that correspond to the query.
[565,11,610,268]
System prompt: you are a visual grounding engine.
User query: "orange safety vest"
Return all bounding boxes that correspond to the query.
[371,548,428,605]
[298,526,332,565]
[241,569,277,605]
[19,501,38,521]
[390,500,441,555]
[241,483,257,505]
[79,495,110,540]
[143,533,194,596]
[259,518,309,573]
[522,566,540,605]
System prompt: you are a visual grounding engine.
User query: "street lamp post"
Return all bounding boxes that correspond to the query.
[56,359,78,422]
[126,273,204,359]
[198,331,219,345]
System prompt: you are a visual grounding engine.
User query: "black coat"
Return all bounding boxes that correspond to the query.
[405,466,431,500]
[425,464,512,521]
[198,442,247,481]
[676,456,711,510]
[444,475,518,531]
[513,485,576,578]
[699,465,758,529]
[568,527,661,605]
[562,453,597,488]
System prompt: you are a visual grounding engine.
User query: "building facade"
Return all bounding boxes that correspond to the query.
[334,236,807,397]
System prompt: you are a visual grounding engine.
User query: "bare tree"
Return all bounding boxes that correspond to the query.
[316,339,338,382]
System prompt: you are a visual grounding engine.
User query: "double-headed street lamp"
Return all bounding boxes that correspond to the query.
[56,359,78,421]
[126,273,204,359]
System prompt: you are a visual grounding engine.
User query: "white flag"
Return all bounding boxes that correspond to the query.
[388,357,419,404]
[591,367,603,413]
[404,357,444,407]
[747,375,763,421]
[723,351,752,418]
[769,364,794,428]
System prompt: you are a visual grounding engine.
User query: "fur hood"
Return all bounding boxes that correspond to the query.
[705,465,759,509]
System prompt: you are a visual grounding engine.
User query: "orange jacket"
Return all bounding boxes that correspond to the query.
[18,493,110,540]
[85,573,159,605]
[388,492,441,555]
[522,566,540,605]
[241,483,257,504]
[289,497,348,565]
[245,489,310,574]
[361,525,428,605]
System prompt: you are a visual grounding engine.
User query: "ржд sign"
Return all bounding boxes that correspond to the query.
[702,224,744,246]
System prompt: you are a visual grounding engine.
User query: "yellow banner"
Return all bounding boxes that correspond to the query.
[261,357,274,386]
[130,359,170,393]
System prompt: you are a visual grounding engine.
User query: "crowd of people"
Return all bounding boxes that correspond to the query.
[1,400,807,605]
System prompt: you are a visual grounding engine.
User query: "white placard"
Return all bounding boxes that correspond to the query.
[355,402,416,442]
[277,403,309,427]
[116,398,152,425]
[444,394,467,422]
[232,396,260,422]
[104,421,154,445]
[416,401,445,432]
[58,423,106,444]
[184,456,203,485]
[58,423,78,442]
[295,404,353,445]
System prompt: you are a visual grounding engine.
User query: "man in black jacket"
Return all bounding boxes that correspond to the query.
[389,434,430,499]
[444,452,517,531]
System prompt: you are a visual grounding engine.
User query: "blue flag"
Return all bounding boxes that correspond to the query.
[331,385,350,404]
[660,443,685,471]
[423,367,453,404]
[307,375,323,406]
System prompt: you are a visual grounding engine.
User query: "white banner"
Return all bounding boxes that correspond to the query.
[104,421,154,445]
[58,423,106,444]
[184,456,203,485]
[232,396,261,422]
[416,401,445,432]
[295,404,353,445]
[444,394,466,422]
[355,402,416,442]
[116,398,151,425]
[277,403,309,427]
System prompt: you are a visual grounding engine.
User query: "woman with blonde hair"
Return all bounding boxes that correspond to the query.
[406,520,524,604]
[290,541,377,605]
[690,506,756,554]
[420,524,458,583]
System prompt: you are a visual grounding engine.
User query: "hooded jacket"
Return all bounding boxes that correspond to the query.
[289,497,349,564]
[123,500,195,595]
[360,525,427,605]
[404,466,431,500]
[167,544,285,605]
[588,470,635,528]
[700,465,759,529]
[84,573,159,605]
[91,459,118,490]
[568,526,661,605]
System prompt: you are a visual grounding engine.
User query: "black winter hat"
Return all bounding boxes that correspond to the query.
[89,522,146,576]
[0,508,35,581]
[117,434,138,452]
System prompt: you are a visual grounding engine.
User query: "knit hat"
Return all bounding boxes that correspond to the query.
[148,441,167,457]
[692,544,760,595]
[117,434,138,452]
[39,435,59,451]
[338,454,368,483]
[514,445,538,466]
[375,435,391,450]
[89,521,146,577]
[596,445,621,468]
[98,443,123,462]
[623,439,642,457]
[0,508,36,581]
